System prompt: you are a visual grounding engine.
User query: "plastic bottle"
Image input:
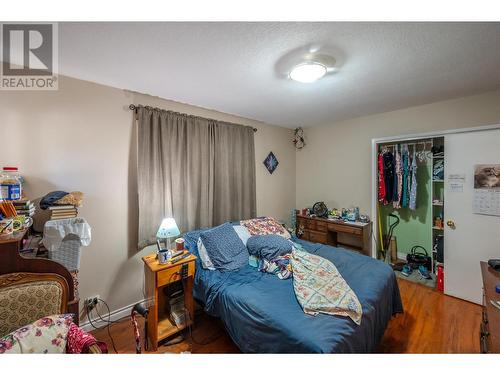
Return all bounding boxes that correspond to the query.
[0,167,22,201]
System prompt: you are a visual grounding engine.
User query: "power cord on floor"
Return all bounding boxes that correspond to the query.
[180,274,223,347]
[162,270,223,350]
[85,298,121,353]
[185,308,224,346]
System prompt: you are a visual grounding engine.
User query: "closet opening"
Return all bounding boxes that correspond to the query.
[375,136,445,290]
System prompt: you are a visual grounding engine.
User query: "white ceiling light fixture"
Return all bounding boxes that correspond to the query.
[289,62,328,83]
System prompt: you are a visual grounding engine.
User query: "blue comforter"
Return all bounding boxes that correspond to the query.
[184,231,403,353]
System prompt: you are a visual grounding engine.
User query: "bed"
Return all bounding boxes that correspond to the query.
[184,229,403,353]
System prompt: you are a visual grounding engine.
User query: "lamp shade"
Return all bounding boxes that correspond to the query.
[156,218,180,239]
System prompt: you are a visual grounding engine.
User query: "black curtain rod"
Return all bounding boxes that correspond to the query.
[129,104,258,132]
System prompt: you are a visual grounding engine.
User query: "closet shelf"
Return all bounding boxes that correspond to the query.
[433,179,444,182]
[432,202,444,206]
[432,226,444,231]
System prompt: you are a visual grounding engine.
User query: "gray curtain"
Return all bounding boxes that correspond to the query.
[136,106,256,248]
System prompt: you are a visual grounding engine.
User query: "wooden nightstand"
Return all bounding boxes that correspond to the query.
[142,250,197,351]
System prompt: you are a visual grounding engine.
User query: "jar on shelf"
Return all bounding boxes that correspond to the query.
[0,166,22,201]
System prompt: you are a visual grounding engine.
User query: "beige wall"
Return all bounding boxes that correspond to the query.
[0,75,295,319]
[296,90,500,217]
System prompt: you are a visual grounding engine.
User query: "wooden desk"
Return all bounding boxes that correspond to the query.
[142,251,196,351]
[296,214,372,256]
[480,261,500,353]
[0,228,28,253]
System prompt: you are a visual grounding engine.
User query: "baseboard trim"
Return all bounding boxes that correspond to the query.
[80,298,146,332]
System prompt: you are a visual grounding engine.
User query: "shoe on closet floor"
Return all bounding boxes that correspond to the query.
[401,265,412,277]
[418,265,432,279]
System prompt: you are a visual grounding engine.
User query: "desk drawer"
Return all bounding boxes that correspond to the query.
[328,223,362,235]
[157,261,195,287]
[316,221,327,232]
[305,220,316,230]
[308,230,327,244]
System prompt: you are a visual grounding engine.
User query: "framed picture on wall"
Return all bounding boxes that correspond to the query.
[263,152,279,174]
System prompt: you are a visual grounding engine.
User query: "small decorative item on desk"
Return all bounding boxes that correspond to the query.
[359,214,371,223]
[296,224,304,238]
[156,217,180,264]
[329,208,342,220]
[343,207,359,222]
[312,202,328,218]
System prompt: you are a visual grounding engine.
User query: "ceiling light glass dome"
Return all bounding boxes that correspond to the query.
[289,62,327,83]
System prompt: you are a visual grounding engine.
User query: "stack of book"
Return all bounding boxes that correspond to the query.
[48,205,78,220]
[13,199,36,218]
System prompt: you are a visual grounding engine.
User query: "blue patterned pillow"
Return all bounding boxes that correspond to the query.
[199,222,248,272]
[247,234,293,260]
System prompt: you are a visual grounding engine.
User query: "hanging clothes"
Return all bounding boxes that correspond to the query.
[393,145,402,209]
[401,145,409,208]
[409,146,418,210]
[378,152,386,203]
[383,151,395,205]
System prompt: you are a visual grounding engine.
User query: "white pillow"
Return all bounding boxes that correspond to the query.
[197,237,216,270]
[233,225,251,245]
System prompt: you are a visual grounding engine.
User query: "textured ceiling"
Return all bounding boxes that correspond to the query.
[58,22,500,127]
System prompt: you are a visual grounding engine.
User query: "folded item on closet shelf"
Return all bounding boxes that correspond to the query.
[431,145,444,157]
[433,160,444,180]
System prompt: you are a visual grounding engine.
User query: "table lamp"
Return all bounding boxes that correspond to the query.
[156,217,180,262]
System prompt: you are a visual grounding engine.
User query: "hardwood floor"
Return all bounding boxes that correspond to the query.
[93,309,239,354]
[378,279,482,353]
[92,278,482,354]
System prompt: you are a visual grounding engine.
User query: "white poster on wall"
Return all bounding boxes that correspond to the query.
[473,164,500,216]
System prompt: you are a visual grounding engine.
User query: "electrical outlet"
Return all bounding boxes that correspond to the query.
[84,295,100,311]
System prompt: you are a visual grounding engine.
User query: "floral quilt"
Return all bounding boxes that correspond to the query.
[291,249,363,325]
[240,217,291,239]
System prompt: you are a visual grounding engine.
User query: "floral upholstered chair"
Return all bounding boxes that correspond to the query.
[0,249,106,354]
